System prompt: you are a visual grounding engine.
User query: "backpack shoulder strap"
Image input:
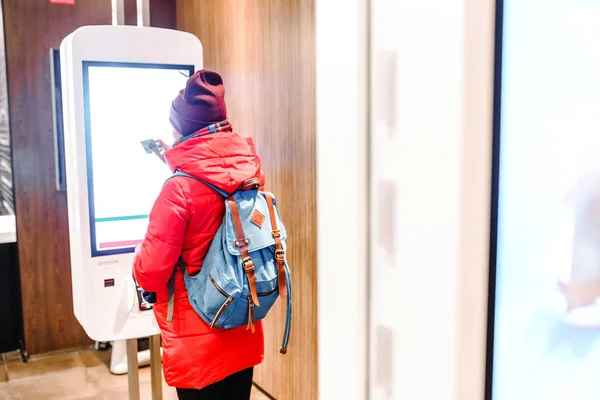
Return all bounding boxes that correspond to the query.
[166,257,189,322]
[168,169,231,198]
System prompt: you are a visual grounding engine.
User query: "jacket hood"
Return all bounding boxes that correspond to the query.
[164,131,262,195]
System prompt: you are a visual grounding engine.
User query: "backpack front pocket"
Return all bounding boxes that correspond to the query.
[207,275,234,329]
[222,276,280,330]
[251,282,279,322]
[189,273,237,329]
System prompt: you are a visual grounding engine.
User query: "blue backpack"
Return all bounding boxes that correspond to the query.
[165,170,292,354]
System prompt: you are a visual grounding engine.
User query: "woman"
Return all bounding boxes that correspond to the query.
[133,70,265,399]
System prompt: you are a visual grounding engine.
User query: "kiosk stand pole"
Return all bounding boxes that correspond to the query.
[126,338,140,400]
[136,0,150,27]
[133,0,164,397]
[111,0,125,26]
[109,1,162,400]
[150,334,163,400]
[134,0,164,395]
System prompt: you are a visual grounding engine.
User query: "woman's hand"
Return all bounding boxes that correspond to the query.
[151,139,171,164]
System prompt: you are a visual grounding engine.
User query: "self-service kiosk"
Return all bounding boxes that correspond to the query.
[60,24,202,388]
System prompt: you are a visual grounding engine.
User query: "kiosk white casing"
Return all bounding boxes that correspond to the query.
[60,25,203,341]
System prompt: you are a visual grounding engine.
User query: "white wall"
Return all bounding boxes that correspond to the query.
[316,0,495,398]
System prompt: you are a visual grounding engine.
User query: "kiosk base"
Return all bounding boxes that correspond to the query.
[109,339,160,375]
[101,336,163,400]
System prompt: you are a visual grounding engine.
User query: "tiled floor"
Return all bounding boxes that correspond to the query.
[0,347,269,400]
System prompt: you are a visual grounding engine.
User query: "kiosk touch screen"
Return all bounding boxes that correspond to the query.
[83,61,194,257]
[488,1,600,399]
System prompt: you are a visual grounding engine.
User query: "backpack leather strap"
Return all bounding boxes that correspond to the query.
[265,192,288,298]
[240,178,260,191]
[227,198,260,306]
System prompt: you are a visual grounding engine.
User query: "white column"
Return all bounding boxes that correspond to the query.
[368,0,494,398]
[316,0,370,399]
[316,0,495,398]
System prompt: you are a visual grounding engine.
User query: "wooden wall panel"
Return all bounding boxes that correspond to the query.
[4,0,178,355]
[150,0,176,29]
[127,0,177,28]
[4,0,112,356]
[176,1,317,399]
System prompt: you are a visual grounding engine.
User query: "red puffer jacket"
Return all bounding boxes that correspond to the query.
[133,131,265,389]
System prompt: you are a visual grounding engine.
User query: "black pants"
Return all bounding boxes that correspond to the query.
[176,367,254,400]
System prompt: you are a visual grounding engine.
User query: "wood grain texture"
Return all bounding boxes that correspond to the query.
[176,1,317,398]
[4,0,111,356]
[4,0,178,355]
[124,0,138,26]
[128,0,177,28]
[150,0,176,29]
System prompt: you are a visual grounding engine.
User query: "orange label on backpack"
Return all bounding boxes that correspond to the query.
[250,210,265,228]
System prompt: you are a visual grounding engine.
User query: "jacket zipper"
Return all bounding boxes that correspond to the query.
[209,275,233,329]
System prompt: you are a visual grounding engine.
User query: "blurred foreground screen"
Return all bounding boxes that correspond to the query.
[490,0,600,399]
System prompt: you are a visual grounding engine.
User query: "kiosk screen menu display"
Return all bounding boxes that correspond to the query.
[83,61,194,257]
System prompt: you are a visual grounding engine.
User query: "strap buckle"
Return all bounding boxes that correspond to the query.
[275,249,285,262]
[272,230,281,238]
[242,257,255,272]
